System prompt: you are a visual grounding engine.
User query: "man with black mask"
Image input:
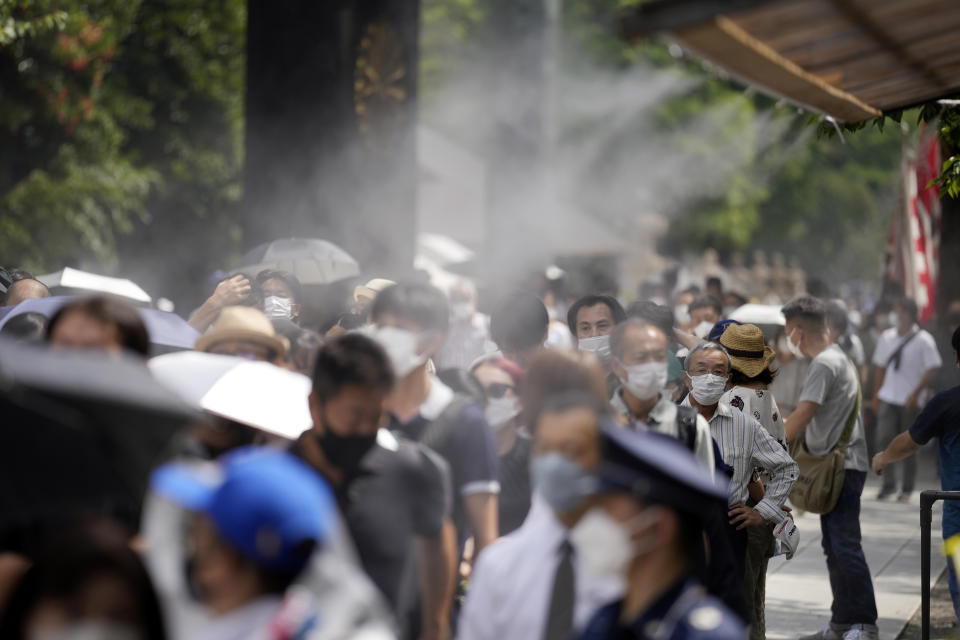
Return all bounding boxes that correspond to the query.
[292,333,456,640]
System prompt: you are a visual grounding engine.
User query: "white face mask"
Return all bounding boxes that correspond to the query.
[450,302,474,321]
[578,334,611,361]
[888,311,900,328]
[693,320,714,339]
[263,296,293,320]
[784,328,803,358]
[570,506,656,577]
[619,360,667,401]
[373,326,427,378]
[688,372,727,405]
[485,395,518,430]
[674,305,691,327]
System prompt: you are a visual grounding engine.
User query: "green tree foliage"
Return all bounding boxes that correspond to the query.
[0,0,244,300]
[0,0,157,271]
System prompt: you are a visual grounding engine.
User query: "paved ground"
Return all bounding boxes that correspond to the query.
[766,446,946,640]
[898,568,958,640]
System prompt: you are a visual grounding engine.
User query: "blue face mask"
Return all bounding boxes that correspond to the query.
[530,452,598,514]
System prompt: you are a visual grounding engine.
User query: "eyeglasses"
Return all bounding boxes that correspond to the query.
[484,382,516,399]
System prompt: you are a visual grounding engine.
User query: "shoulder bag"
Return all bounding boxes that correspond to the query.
[787,385,860,514]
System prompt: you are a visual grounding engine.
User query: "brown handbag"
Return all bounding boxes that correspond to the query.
[788,387,860,515]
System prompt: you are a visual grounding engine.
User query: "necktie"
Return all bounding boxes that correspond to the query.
[543,539,575,640]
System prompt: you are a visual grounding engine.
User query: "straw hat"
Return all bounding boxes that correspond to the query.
[196,306,289,357]
[719,323,776,378]
[353,278,396,304]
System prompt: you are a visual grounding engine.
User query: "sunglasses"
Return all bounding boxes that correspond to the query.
[484,382,516,399]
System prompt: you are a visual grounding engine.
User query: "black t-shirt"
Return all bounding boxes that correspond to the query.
[291,431,451,622]
[390,394,499,549]
[497,432,532,536]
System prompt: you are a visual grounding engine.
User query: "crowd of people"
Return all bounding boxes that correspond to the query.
[1,261,959,640]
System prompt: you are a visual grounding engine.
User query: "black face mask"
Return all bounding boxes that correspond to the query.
[314,415,377,476]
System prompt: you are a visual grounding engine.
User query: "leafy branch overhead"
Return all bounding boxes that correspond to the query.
[817,101,960,199]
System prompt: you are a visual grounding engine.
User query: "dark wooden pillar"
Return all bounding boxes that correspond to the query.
[243,0,419,275]
[939,194,960,312]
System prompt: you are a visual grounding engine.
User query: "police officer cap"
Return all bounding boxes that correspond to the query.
[597,423,728,519]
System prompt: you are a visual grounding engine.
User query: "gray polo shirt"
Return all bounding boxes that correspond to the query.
[798,344,868,472]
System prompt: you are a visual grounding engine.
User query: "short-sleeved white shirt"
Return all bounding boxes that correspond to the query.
[872,326,942,405]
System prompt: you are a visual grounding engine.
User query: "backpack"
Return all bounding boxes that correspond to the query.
[675,404,699,452]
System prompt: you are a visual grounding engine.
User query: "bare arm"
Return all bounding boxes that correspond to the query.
[464,492,498,556]
[187,275,251,332]
[784,400,820,443]
[872,366,886,413]
[673,328,700,350]
[872,431,922,475]
[417,518,458,640]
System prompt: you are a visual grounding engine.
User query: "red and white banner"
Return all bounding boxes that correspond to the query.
[886,127,941,326]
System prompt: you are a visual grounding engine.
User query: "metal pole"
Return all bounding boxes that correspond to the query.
[921,491,934,640]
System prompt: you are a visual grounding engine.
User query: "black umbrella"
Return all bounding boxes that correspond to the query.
[233,237,360,285]
[0,341,199,536]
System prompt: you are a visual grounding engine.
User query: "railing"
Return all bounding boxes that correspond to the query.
[920,490,960,640]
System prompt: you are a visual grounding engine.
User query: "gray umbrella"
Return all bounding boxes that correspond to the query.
[233,237,360,285]
[0,341,199,527]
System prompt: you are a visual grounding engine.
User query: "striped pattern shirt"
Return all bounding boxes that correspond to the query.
[683,398,797,523]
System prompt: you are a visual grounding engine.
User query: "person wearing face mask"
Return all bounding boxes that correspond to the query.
[717,324,786,640]
[872,323,960,622]
[781,297,877,640]
[291,333,456,640]
[869,296,941,501]
[688,295,723,341]
[577,425,745,640]
[609,319,715,474]
[458,393,624,640]
[369,283,500,563]
[568,294,627,393]
[255,269,303,324]
[471,357,530,536]
[148,447,395,640]
[437,279,491,370]
[681,341,797,628]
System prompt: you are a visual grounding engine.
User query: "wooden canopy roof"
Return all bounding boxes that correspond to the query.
[620,0,960,122]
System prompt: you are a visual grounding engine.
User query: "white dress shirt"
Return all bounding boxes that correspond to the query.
[458,493,624,640]
[682,398,797,524]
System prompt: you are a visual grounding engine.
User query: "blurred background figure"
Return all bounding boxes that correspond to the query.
[47,296,150,358]
[0,518,165,640]
[353,278,396,320]
[871,297,941,501]
[470,357,529,536]
[688,295,723,339]
[437,279,490,370]
[4,279,50,309]
[150,447,393,640]
[254,269,303,324]
[489,293,549,371]
[0,312,48,345]
[195,306,289,364]
[188,275,253,333]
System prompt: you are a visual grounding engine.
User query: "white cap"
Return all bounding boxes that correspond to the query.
[773,513,799,560]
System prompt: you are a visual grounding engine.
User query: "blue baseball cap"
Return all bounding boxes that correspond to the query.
[708,319,742,342]
[151,447,336,572]
[597,424,728,520]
